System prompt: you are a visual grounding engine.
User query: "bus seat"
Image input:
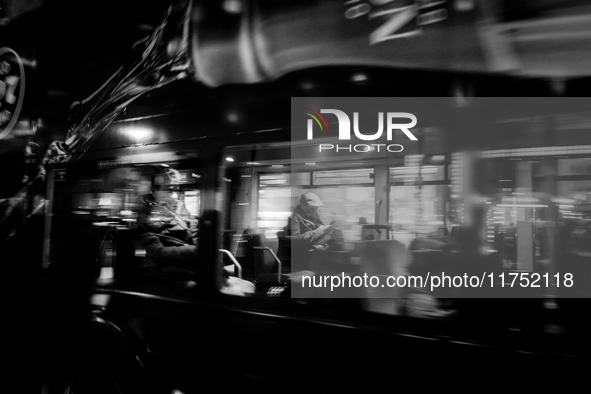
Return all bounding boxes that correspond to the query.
[231,229,255,279]
[229,229,288,286]
[250,233,280,274]
[247,232,288,285]
[276,230,292,270]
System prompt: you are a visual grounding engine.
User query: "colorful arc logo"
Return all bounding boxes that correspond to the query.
[303,107,328,131]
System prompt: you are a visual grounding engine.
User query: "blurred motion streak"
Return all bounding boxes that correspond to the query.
[3,0,591,243]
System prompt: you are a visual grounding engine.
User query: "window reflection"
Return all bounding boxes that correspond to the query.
[390,185,448,241]
[219,142,591,329]
[48,161,200,286]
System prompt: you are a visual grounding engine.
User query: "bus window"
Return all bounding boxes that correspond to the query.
[389,154,451,246]
[218,141,457,318]
[390,184,449,243]
[219,142,382,294]
[214,114,591,323]
[46,160,200,287]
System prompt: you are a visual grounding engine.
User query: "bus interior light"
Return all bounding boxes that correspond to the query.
[122,126,154,142]
[352,73,368,82]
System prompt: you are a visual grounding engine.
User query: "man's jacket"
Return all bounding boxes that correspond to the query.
[288,205,332,250]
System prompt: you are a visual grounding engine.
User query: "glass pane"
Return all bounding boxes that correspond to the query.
[260,173,290,187]
[294,186,375,226]
[184,189,201,216]
[557,157,591,176]
[49,161,200,286]
[389,185,448,239]
[558,180,591,204]
[292,172,311,186]
[389,165,445,182]
[313,168,374,185]
[258,188,292,239]
[259,172,310,187]
[221,145,378,285]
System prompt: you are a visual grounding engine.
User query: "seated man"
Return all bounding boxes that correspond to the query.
[136,168,198,275]
[287,192,336,271]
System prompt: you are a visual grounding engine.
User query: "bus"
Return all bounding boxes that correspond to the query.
[2,1,591,392]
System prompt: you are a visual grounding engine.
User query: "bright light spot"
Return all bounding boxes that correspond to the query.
[258,211,291,218]
[352,73,368,82]
[497,204,548,208]
[226,111,239,123]
[226,157,234,162]
[99,267,114,280]
[223,0,242,14]
[122,126,153,142]
[98,197,112,206]
[454,0,475,11]
[91,294,110,307]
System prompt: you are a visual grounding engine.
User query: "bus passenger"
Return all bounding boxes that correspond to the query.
[287,192,335,271]
[136,168,198,275]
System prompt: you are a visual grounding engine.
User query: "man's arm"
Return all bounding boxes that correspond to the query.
[289,215,333,245]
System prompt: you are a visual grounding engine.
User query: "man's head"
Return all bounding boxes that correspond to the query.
[152,168,182,204]
[299,192,323,216]
[157,185,180,204]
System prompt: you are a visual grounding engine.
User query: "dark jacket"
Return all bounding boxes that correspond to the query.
[137,193,196,245]
[288,205,332,249]
[136,193,197,273]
